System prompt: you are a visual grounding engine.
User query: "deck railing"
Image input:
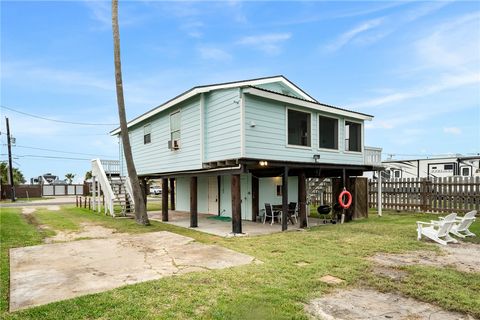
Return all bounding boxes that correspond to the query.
[100,159,120,175]
[364,146,382,166]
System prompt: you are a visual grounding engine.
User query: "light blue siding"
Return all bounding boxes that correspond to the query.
[204,89,241,162]
[244,95,364,165]
[255,82,304,99]
[219,175,232,217]
[258,177,298,210]
[175,176,208,213]
[120,96,202,176]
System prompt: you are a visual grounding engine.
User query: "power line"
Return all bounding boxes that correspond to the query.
[13,145,114,158]
[1,105,119,126]
[2,154,93,161]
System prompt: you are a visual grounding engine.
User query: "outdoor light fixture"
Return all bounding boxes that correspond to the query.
[313,154,320,162]
[259,161,268,166]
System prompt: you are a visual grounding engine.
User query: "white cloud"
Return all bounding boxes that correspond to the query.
[181,21,204,38]
[326,2,451,51]
[443,127,462,135]
[237,33,291,55]
[84,0,111,27]
[415,12,480,70]
[326,17,384,51]
[1,60,113,92]
[355,71,480,108]
[198,46,232,62]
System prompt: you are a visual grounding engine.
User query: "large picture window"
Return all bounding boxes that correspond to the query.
[319,116,338,149]
[345,121,361,152]
[288,109,311,147]
[170,111,181,142]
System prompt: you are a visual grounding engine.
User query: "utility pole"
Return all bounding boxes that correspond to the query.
[6,117,15,202]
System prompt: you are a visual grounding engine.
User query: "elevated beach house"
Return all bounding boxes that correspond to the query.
[102,76,381,233]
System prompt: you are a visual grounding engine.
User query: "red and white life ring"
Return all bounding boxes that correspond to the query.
[338,190,352,209]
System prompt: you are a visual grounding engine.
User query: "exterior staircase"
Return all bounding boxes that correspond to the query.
[108,175,133,216]
[91,159,134,217]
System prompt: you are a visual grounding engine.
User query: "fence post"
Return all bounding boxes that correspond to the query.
[88,197,91,210]
[420,178,427,212]
[76,195,78,207]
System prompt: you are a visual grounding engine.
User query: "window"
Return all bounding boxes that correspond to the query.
[319,116,338,149]
[462,167,471,176]
[431,166,437,170]
[143,124,151,144]
[345,121,361,152]
[394,170,401,178]
[288,109,311,147]
[276,185,282,196]
[170,111,181,143]
[444,164,453,170]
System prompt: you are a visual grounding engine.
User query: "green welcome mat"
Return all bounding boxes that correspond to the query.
[207,216,232,222]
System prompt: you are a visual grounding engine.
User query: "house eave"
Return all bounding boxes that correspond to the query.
[110,75,317,136]
[243,87,373,121]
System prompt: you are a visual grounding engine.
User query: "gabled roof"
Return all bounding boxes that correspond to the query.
[245,86,373,120]
[111,75,315,135]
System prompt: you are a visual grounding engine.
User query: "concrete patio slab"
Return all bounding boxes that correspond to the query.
[306,288,472,320]
[10,231,254,311]
[149,210,322,237]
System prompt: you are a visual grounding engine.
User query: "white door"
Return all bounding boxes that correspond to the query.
[208,176,218,214]
[241,174,252,220]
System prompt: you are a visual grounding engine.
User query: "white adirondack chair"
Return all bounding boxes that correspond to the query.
[440,210,477,238]
[417,213,458,245]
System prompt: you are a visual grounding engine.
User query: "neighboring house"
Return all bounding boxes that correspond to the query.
[377,156,480,179]
[106,75,382,231]
[30,173,67,185]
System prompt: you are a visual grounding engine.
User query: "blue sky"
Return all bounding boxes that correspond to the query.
[1,1,479,183]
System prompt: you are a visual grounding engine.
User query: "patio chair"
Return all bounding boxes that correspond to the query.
[439,210,477,238]
[417,212,458,245]
[264,203,281,225]
[288,202,298,224]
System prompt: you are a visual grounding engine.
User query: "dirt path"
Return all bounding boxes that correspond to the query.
[306,288,473,320]
[370,243,480,273]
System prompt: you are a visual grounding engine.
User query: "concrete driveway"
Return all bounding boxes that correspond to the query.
[10,231,255,311]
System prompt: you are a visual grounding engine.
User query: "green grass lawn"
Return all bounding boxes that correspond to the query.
[0,197,54,203]
[1,207,479,319]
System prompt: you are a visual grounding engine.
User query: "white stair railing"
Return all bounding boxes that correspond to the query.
[91,159,115,216]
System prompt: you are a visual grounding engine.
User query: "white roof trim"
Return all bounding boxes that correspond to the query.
[110,76,315,135]
[244,87,373,121]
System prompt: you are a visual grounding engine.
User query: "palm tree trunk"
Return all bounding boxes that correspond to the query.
[111,0,149,225]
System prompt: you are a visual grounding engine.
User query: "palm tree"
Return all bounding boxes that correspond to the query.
[0,163,25,185]
[65,173,75,184]
[112,0,149,225]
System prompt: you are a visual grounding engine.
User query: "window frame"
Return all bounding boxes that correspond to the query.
[143,124,151,145]
[169,109,181,148]
[317,114,339,152]
[344,119,363,153]
[461,167,471,176]
[285,107,313,149]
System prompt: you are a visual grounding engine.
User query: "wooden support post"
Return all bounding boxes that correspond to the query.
[84,196,87,208]
[169,178,175,210]
[252,176,259,222]
[92,177,96,211]
[88,197,91,210]
[282,167,289,231]
[162,178,169,222]
[299,171,307,228]
[377,170,382,217]
[231,174,242,234]
[190,177,198,227]
[76,195,78,207]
